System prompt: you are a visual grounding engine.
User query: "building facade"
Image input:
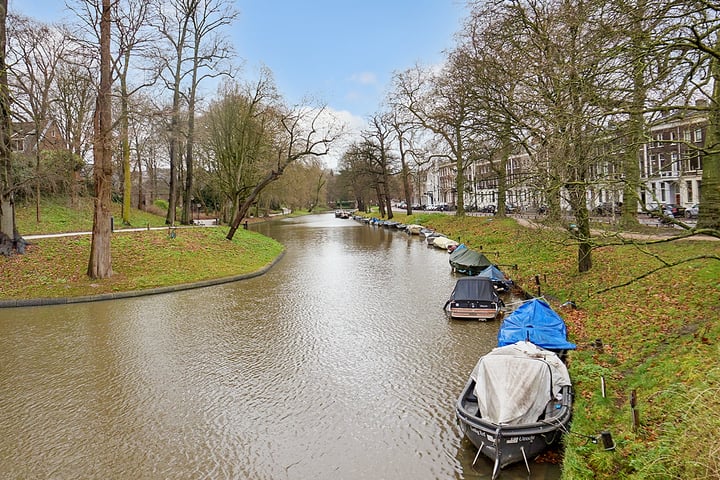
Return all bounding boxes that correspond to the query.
[420,108,706,214]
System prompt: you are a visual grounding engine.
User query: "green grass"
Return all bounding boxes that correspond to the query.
[15,197,168,234]
[3,200,283,300]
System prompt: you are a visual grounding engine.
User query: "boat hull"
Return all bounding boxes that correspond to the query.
[446,304,500,321]
[456,379,573,474]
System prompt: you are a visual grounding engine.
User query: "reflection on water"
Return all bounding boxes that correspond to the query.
[0,214,559,479]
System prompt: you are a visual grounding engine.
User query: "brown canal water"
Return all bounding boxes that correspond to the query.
[0,213,561,479]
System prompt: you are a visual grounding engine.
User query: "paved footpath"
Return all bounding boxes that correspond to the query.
[24,220,220,241]
[513,216,718,242]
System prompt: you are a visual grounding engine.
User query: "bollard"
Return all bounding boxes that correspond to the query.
[631,389,639,431]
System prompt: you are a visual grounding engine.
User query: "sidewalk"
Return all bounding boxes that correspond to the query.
[24,222,216,241]
[513,216,718,241]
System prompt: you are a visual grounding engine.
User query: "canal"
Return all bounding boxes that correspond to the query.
[0,213,560,479]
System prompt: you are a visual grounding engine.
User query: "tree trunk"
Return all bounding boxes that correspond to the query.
[166,129,178,225]
[621,20,647,229]
[226,168,281,240]
[121,69,131,225]
[87,0,113,279]
[375,184,385,218]
[181,90,196,225]
[0,0,15,246]
[697,39,720,229]
[455,141,466,216]
[568,183,592,273]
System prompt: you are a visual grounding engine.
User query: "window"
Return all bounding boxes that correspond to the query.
[649,154,657,174]
[688,152,702,171]
[670,131,677,144]
[686,181,693,203]
[695,129,703,142]
[684,130,692,142]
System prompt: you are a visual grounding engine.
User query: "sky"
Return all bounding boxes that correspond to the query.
[9,0,469,164]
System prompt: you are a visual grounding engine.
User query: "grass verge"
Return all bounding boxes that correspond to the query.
[379,211,720,479]
[3,201,284,300]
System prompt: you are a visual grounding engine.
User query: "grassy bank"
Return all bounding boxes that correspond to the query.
[390,211,720,479]
[2,200,284,300]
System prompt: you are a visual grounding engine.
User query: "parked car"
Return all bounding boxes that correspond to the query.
[593,201,622,216]
[435,202,450,211]
[479,204,496,214]
[505,203,518,214]
[685,204,699,219]
[411,203,425,210]
[663,203,686,218]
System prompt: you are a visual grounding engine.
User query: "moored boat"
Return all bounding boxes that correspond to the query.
[405,224,424,235]
[476,264,514,293]
[449,244,493,275]
[456,299,576,478]
[432,236,459,250]
[444,277,503,321]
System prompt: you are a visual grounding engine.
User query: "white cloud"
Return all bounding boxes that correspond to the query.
[348,71,378,85]
[305,107,367,170]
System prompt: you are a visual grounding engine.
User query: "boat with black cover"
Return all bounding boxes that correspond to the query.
[444,276,503,321]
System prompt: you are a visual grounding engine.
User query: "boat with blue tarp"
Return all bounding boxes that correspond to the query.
[476,265,514,293]
[456,299,576,479]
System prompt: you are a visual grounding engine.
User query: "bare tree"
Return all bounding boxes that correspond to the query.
[456,4,535,218]
[336,142,376,213]
[51,62,95,206]
[225,103,337,240]
[179,0,236,225]
[0,0,17,255]
[112,0,155,225]
[202,76,278,227]
[661,0,720,229]
[392,63,475,216]
[87,0,113,279]
[153,0,193,226]
[388,110,419,215]
[7,15,71,222]
[361,114,397,219]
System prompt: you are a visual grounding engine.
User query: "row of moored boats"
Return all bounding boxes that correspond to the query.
[352,213,577,479]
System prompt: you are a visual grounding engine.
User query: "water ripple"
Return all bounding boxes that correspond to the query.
[0,214,551,479]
